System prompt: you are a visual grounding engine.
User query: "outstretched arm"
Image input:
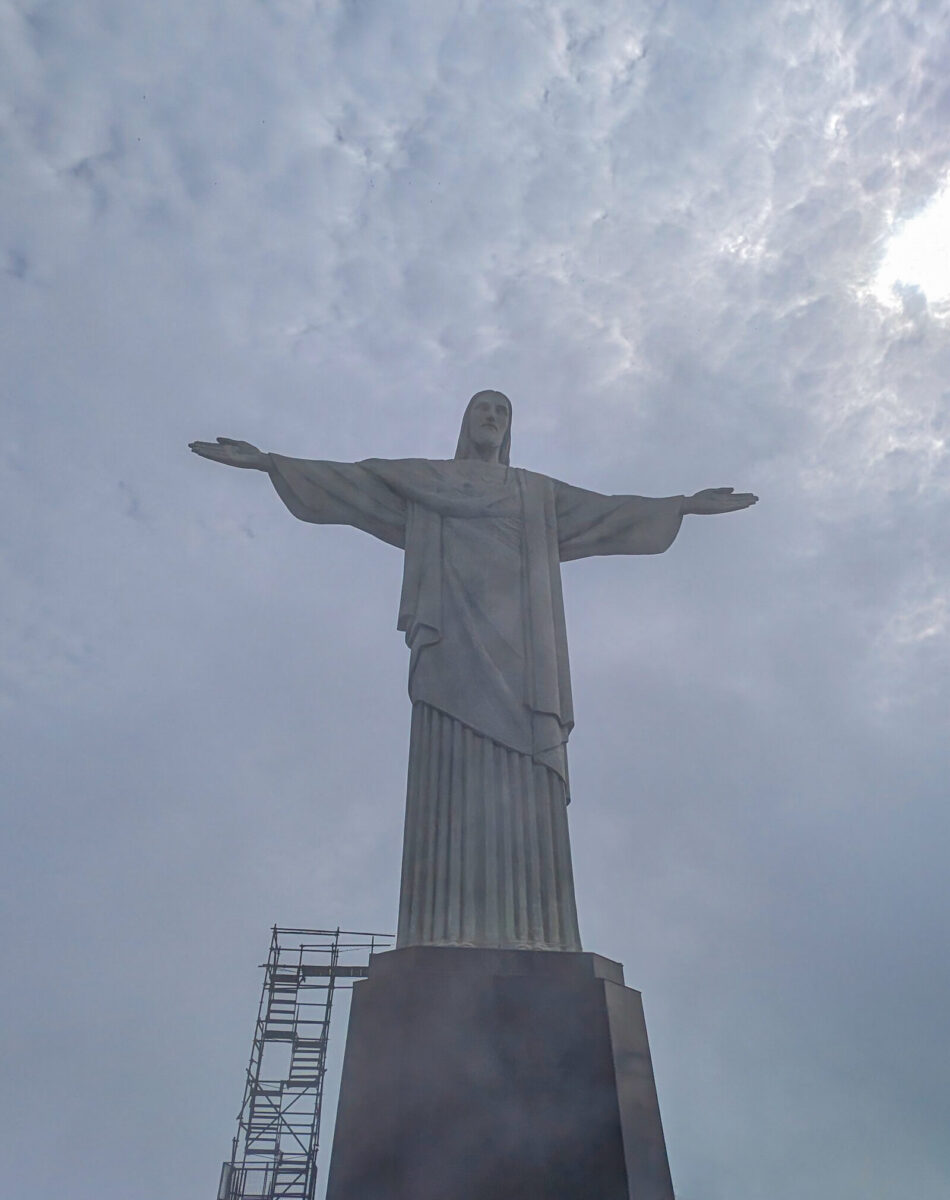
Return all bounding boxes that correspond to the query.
[555,479,757,562]
[682,486,758,515]
[189,437,408,548]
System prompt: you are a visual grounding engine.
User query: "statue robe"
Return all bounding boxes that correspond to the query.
[268,455,684,951]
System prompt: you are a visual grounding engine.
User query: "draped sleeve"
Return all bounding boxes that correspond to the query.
[554,479,685,562]
[268,454,407,549]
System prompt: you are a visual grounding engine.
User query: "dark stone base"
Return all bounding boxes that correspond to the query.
[325,946,674,1200]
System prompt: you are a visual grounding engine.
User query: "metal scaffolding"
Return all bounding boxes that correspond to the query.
[217,926,391,1200]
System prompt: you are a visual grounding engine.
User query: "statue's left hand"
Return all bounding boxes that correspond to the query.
[188,437,269,470]
[683,487,758,515]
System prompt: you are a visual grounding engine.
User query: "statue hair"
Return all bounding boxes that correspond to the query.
[454,390,512,465]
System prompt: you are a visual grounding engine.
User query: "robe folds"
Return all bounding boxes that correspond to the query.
[269,455,684,951]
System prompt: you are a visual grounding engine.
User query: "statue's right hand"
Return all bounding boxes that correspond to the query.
[189,437,269,470]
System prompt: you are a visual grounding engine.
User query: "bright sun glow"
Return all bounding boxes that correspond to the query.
[873,178,950,307]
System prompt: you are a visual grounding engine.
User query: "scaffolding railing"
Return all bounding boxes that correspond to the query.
[217,926,391,1200]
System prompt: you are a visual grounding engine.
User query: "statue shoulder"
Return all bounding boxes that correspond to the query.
[514,466,558,496]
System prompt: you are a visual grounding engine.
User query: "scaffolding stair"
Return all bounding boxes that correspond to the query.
[216,926,389,1200]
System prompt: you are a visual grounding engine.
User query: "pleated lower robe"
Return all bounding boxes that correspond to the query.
[397,702,581,951]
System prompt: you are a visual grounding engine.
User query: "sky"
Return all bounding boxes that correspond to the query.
[2,0,949,1197]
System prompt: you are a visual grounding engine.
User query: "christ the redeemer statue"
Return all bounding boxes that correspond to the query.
[191,391,756,954]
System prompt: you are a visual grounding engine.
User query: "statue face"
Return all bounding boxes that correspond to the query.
[467,394,510,456]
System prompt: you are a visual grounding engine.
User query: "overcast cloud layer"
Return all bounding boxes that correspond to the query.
[2,2,949,1197]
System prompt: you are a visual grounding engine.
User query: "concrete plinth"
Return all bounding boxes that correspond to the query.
[325,945,674,1200]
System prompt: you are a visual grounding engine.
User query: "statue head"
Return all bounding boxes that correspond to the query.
[455,390,512,465]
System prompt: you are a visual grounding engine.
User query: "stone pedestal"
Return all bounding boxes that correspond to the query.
[325,946,674,1200]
